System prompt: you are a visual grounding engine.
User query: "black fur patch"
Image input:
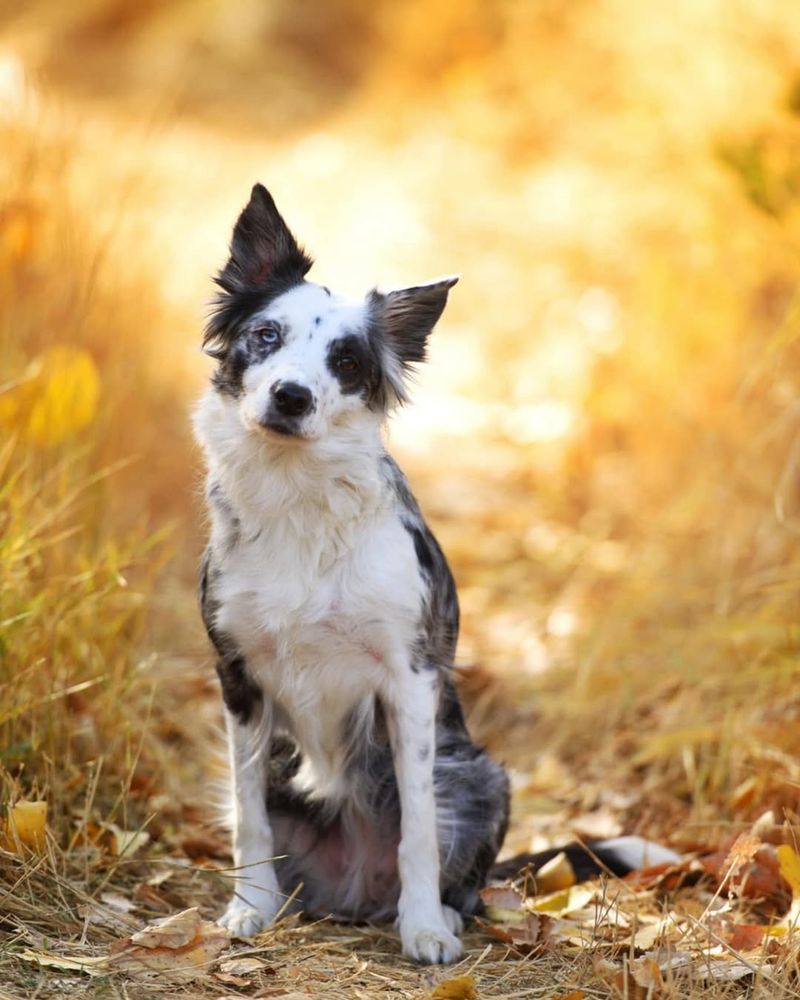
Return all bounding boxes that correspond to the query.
[408,523,435,578]
[325,332,387,408]
[199,548,262,724]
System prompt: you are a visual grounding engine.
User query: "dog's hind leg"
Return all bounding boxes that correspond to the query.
[435,738,511,917]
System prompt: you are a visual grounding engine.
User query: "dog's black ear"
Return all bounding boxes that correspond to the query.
[370,276,458,402]
[216,184,313,294]
[372,276,458,363]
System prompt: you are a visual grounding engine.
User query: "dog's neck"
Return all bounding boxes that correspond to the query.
[195,390,389,538]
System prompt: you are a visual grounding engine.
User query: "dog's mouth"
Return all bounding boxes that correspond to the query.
[258,416,311,441]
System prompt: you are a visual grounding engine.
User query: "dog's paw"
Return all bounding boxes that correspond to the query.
[218,898,277,939]
[400,920,463,964]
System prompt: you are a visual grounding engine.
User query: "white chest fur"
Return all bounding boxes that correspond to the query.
[196,391,425,793]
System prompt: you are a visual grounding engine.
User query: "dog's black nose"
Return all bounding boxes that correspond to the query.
[272,381,313,417]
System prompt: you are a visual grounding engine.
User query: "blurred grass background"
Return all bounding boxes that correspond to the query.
[2,0,800,886]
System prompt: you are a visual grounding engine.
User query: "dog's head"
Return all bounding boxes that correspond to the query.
[202,184,457,443]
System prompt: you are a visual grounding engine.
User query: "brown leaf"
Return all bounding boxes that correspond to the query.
[723,834,762,877]
[723,923,766,952]
[479,884,527,923]
[476,912,553,953]
[107,907,230,982]
[624,859,692,891]
[213,971,252,987]
[593,956,663,1000]
[699,842,789,905]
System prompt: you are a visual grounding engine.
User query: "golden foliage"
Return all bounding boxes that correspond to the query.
[0,346,100,447]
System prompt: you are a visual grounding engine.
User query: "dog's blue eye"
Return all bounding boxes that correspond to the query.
[337,355,358,373]
[257,325,281,346]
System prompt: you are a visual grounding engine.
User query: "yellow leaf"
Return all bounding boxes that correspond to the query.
[3,800,47,853]
[26,347,100,446]
[777,844,800,899]
[430,974,477,999]
[529,884,596,917]
[0,347,100,447]
[535,851,576,893]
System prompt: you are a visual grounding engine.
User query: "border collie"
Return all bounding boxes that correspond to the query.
[193,185,675,964]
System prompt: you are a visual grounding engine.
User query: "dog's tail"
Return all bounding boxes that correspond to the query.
[491,836,681,883]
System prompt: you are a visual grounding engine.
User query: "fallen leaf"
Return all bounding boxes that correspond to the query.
[777,844,800,897]
[429,973,477,998]
[723,923,765,952]
[106,823,150,857]
[3,800,47,853]
[213,971,252,987]
[128,907,206,948]
[593,956,665,999]
[593,956,651,1000]
[551,993,585,1000]
[723,834,762,877]
[534,851,576,894]
[218,956,265,975]
[624,860,691,892]
[630,958,663,990]
[19,949,108,977]
[71,819,149,857]
[701,959,762,982]
[107,907,230,981]
[632,917,670,951]
[477,912,553,953]
[699,844,788,905]
[529,884,596,917]
[480,884,526,923]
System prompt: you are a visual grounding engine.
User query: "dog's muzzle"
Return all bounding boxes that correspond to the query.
[260,381,315,437]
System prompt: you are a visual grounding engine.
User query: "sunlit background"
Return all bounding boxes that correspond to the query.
[3,0,800,863]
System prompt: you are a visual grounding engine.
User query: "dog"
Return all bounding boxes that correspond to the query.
[193,185,676,963]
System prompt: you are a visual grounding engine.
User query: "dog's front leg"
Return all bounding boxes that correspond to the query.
[388,668,463,964]
[219,704,283,937]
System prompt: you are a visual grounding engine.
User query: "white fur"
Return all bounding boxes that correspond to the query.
[194,281,461,962]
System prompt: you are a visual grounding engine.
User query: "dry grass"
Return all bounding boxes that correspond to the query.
[3,1,800,996]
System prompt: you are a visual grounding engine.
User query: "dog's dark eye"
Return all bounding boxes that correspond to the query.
[256,323,281,346]
[337,355,359,373]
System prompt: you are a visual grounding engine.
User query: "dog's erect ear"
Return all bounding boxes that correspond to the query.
[372,276,458,362]
[216,184,313,294]
[370,276,458,402]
